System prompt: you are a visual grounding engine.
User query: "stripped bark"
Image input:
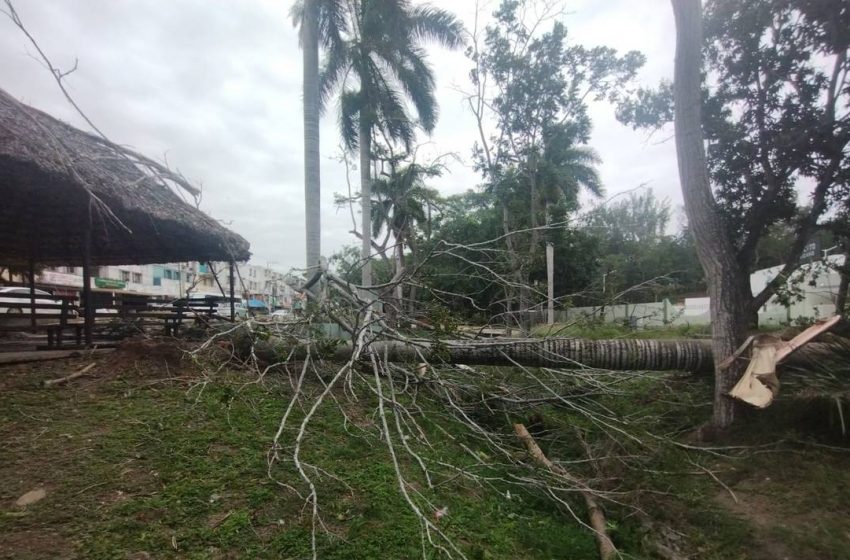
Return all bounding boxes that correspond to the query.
[514,423,616,560]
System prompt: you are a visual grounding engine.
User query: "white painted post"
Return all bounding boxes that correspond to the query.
[546,242,554,325]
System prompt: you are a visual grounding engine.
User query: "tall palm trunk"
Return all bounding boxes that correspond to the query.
[359,118,372,287]
[672,0,747,431]
[303,0,321,274]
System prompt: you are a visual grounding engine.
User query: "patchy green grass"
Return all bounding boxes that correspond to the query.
[0,355,848,559]
[0,359,598,559]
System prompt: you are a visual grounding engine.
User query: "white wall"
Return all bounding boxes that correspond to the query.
[558,256,845,327]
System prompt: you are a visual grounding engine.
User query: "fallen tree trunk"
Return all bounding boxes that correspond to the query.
[232,331,846,374]
[386,338,845,374]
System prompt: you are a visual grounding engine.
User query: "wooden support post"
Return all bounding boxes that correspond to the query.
[28,257,36,333]
[229,261,236,322]
[208,261,228,298]
[81,226,93,346]
[546,242,554,326]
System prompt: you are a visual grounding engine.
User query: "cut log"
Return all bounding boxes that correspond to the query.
[514,423,616,560]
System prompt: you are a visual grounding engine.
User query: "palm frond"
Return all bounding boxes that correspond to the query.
[339,89,363,151]
[320,46,353,112]
[390,47,438,132]
[409,4,466,50]
[317,0,348,50]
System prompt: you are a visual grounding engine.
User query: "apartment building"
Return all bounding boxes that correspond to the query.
[29,262,295,309]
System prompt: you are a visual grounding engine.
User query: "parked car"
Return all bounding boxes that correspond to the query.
[0,286,73,315]
[218,300,248,319]
[270,309,294,322]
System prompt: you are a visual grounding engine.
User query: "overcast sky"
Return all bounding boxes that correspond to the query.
[1,0,680,273]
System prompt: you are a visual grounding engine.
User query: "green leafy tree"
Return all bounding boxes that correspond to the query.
[468,0,644,329]
[583,190,704,302]
[621,0,850,321]
[417,191,510,320]
[320,0,464,287]
[627,0,850,428]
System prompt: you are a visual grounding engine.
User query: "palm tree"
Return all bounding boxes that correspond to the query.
[538,126,603,216]
[291,0,346,275]
[372,160,441,275]
[320,1,464,286]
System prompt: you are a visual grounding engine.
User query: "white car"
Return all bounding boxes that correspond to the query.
[270,309,294,322]
[216,300,248,320]
[0,286,70,315]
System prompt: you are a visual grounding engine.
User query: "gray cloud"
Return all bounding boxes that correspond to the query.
[1,0,679,271]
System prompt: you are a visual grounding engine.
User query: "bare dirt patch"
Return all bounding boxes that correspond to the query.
[0,529,73,560]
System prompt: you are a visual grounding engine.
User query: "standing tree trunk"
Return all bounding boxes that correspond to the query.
[302,0,321,274]
[407,237,419,314]
[834,239,849,318]
[836,263,849,318]
[394,236,404,311]
[546,242,555,325]
[359,118,373,287]
[672,0,747,430]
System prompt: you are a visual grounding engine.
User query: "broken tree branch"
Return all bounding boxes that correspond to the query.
[514,423,617,560]
[42,362,96,387]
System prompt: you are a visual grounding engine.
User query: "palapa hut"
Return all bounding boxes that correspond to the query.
[0,87,251,343]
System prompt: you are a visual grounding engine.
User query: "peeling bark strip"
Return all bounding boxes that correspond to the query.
[514,424,616,560]
[726,316,840,408]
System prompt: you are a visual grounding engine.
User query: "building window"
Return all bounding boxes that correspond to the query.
[132,272,142,284]
[120,270,130,282]
[64,266,76,274]
[153,277,162,287]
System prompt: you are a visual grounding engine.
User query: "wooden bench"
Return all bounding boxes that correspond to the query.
[80,298,220,337]
[0,291,81,348]
[46,320,84,347]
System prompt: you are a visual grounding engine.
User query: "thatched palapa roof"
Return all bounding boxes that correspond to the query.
[0,87,251,266]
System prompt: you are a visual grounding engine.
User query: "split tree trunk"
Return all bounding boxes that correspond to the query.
[359,119,372,287]
[672,0,747,429]
[302,0,322,274]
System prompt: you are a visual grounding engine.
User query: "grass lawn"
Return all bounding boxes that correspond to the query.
[0,346,848,559]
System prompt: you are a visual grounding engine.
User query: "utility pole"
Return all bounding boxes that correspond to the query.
[546,242,554,325]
